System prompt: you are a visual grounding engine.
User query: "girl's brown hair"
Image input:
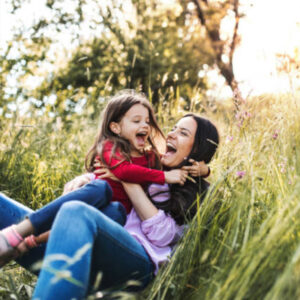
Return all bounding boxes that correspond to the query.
[85,90,164,171]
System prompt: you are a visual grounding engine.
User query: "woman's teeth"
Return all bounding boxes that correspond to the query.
[166,143,177,153]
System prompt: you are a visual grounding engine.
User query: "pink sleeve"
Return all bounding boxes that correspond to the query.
[141,210,183,247]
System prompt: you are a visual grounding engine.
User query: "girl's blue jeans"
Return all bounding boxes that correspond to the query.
[27,179,125,235]
[0,181,154,299]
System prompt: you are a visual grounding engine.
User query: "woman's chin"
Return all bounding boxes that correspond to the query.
[161,153,178,167]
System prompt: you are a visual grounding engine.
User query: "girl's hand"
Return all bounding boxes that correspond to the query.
[182,159,210,178]
[164,169,188,186]
[63,174,92,195]
[96,167,120,182]
[94,157,120,182]
[16,231,50,257]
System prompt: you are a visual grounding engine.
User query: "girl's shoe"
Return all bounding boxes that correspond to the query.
[0,225,23,267]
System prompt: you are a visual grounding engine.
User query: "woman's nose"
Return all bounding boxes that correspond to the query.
[167,130,176,139]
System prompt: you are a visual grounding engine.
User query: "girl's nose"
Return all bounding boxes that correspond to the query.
[142,121,150,129]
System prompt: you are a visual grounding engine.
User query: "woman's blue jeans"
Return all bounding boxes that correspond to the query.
[33,201,154,300]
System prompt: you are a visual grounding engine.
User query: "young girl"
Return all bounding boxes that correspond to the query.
[0,90,205,266]
[84,90,191,213]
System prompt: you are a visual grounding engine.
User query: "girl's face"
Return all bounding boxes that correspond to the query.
[161,117,197,167]
[110,104,150,156]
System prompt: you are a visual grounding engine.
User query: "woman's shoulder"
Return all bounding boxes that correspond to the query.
[148,183,170,203]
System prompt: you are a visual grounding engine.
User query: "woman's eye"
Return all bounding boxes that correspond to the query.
[181,131,188,136]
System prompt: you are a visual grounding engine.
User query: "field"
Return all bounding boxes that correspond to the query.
[0,93,300,299]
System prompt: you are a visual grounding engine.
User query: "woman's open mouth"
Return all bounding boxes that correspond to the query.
[164,142,177,157]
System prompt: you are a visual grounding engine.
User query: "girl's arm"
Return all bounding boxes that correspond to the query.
[182,159,210,178]
[99,154,188,185]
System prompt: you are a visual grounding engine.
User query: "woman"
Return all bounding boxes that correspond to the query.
[0,114,219,299]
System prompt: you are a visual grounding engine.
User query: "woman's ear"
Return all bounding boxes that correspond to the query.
[109,122,121,135]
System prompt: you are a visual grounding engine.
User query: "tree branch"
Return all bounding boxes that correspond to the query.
[229,0,240,68]
[192,0,206,26]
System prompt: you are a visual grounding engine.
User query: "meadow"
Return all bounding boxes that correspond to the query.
[0,93,300,299]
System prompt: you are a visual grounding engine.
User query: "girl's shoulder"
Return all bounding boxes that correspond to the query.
[102,139,125,162]
[102,139,113,150]
[145,150,161,168]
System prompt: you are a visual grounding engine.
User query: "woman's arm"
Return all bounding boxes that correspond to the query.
[63,173,94,195]
[122,182,181,247]
[122,182,158,220]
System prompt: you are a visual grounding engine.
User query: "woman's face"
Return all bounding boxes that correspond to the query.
[161,116,197,168]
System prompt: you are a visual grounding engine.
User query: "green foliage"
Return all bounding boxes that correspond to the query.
[0,114,96,208]
[1,0,214,118]
[1,93,300,299]
[146,94,300,299]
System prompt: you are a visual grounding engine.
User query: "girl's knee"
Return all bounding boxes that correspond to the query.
[88,180,112,202]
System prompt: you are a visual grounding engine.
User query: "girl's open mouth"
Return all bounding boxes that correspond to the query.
[136,132,148,146]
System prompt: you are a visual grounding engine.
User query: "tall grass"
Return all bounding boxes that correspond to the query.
[147,94,300,299]
[0,94,300,299]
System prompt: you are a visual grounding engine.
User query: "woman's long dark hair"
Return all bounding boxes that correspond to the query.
[153,114,219,225]
[85,90,164,172]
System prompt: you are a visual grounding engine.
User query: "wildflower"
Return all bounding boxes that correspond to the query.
[226,136,233,143]
[237,120,243,128]
[236,171,246,179]
[272,130,279,139]
[278,162,286,173]
[244,111,252,118]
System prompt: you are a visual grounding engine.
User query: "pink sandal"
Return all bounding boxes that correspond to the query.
[0,225,23,267]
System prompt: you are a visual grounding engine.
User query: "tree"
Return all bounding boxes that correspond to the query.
[188,0,244,102]
[3,0,246,118]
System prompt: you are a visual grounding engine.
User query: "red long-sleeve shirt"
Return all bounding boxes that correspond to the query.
[95,141,165,213]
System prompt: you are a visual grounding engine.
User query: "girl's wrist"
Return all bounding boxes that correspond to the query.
[202,166,210,178]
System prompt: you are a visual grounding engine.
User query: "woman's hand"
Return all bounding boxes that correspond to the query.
[164,169,188,185]
[182,159,210,178]
[63,174,92,195]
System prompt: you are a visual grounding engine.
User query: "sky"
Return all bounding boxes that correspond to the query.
[234,0,300,96]
[1,0,300,97]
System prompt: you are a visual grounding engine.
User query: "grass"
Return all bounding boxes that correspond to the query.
[0,93,300,299]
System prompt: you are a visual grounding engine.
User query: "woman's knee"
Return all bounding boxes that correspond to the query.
[58,201,95,220]
[101,202,127,226]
